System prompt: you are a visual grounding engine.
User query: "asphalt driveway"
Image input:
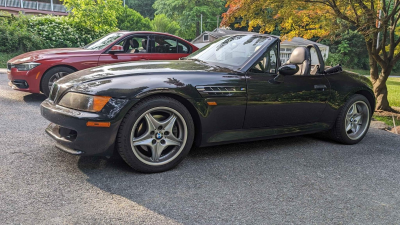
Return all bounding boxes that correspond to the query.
[1,73,400,224]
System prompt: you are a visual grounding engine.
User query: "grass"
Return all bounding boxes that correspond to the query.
[373,77,400,128]
[386,77,400,107]
[374,116,400,128]
[345,68,400,76]
[0,52,23,68]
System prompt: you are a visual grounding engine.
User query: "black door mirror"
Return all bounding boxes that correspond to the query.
[278,64,299,76]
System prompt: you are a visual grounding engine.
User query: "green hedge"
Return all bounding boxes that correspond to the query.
[0,13,116,54]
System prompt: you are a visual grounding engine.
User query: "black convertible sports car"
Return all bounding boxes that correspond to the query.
[41,34,375,173]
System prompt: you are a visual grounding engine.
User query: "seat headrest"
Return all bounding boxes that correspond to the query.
[142,39,147,50]
[288,47,308,64]
[130,39,139,48]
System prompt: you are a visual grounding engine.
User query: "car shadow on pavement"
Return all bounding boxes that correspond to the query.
[23,93,47,103]
[75,135,334,223]
[77,135,307,174]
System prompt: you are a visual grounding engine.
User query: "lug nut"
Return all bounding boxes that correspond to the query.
[152,139,156,144]
[150,131,155,135]
[158,126,163,130]
[164,131,169,135]
[160,140,166,144]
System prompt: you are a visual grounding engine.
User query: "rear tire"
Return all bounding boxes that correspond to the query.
[41,66,75,96]
[117,96,195,173]
[328,94,372,144]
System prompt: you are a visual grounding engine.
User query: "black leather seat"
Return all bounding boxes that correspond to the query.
[140,39,148,53]
[129,39,139,53]
[284,47,311,75]
[177,45,183,53]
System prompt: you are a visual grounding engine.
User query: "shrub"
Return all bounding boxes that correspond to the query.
[0,12,117,53]
[28,15,115,48]
[0,13,47,53]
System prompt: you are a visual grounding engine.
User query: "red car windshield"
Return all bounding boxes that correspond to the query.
[83,33,125,50]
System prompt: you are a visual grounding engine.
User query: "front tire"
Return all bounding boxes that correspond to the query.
[328,94,372,144]
[41,66,75,96]
[117,96,195,173]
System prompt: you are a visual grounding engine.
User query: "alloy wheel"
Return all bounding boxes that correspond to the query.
[130,107,188,166]
[48,72,68,90]
[345,101,370,140]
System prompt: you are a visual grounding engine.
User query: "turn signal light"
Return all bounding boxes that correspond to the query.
[93,96,112,112]
[207,102,217,106]
[86,121,111,127]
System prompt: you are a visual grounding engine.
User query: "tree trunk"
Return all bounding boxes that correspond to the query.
[371,65,393,112]
[369,53,379,81]
[366,41,393,112]
[196,21,200,37]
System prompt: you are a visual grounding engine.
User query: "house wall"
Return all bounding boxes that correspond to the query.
[192,34,218,44]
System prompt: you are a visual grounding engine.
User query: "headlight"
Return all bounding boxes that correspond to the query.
[58,92,111,112]
[12,62,41,71]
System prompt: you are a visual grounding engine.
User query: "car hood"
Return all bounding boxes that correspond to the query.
[8,48,97,64]
[57,60,235,85]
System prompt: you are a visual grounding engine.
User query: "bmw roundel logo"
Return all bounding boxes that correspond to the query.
[156,132,163,139]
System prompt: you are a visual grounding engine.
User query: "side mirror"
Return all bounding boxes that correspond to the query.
[109,45,124,54]
[278,64,299,76]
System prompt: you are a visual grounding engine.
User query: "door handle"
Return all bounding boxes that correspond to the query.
[314,84,327,91]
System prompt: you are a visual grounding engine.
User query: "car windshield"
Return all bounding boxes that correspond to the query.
[83,33,125,50]
[187,35,273,67]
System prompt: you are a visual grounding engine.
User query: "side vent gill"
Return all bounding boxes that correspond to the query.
[196,86,246,97]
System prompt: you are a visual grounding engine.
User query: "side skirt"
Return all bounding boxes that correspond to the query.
[200,122,332,147]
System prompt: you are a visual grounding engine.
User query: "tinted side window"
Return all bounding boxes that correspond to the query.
[178,41,190,53]
[111,36,148,53]
[154,35,178,53]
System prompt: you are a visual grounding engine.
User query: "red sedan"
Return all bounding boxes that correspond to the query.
[7,31,198,96]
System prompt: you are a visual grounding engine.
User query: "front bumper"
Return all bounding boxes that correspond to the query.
[7,66,43,93]
[41,99,124,156]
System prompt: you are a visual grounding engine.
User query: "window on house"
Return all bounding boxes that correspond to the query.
[203,34,209,42]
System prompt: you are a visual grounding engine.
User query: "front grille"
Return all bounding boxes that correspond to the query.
[49,83,59,101]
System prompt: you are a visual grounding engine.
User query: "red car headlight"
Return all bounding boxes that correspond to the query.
[11,62,41,71]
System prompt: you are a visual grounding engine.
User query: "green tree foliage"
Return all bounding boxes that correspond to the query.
[62,0,123,31]
[117,7,152,31]
[153,0,226,39]
[323,30,369,70]
[125,0,156,19]
[151,14,180,35]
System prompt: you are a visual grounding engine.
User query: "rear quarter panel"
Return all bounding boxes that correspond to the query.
[323,70,375,124]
